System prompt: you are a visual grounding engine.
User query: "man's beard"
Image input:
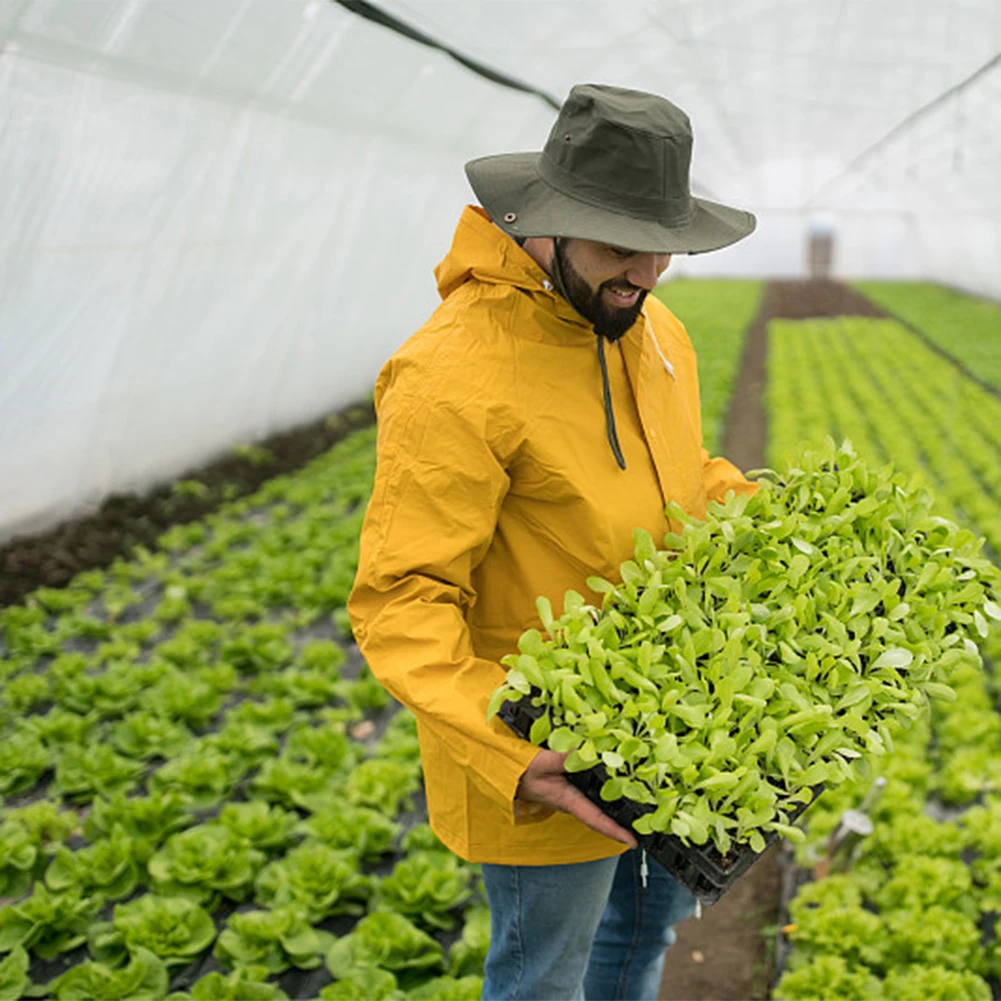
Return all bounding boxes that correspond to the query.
[553,239,647,341]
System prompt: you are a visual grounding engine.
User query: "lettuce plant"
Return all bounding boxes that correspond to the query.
[371,851,473,930]
[448,905,490,978]
[774,955,882,1001]
[215,801,298,853]
[1,620,60,659]
[400,824,447,855]
[372,711,421,765]
[936,745,1001,805]
[345,759,420,815]
[115,619,162,647]
[53,663,144,718]
[166,964,289,1000]
[325,912,445,986]
[2,672,50,713]
[15,706,99,751]
[201,720,280,769]
[859,812,966,866]
[153,624,220,667]
[148,824,265,905]
[220,625,293,675]
[30,585,92,614]
[213,907,332,974]
[0,732,50,796]
[346,666,392,712]
[88,894,216,968]
[45,828,141,900]
[93,638,143,667]
[784,905,884,969]
[871,854,976,917]
[319,967,403,1001]
[298,639,346,673]
[284,724,360,773]
[191,662,240,695]
[3,800,78,845]
[251,757,343,812]
[0,884,103,958]
[408,975,484,1000]
[254,841,370,920]
[0,946,30,1001]
[223,697,303,734]
[787,875,862,919]
[882,905,984,972]
[53,612,112,643]
[298,805,399,861]
[149,747,247,810]
[139,673,222,728]
[48,946,168,1001]
[110,712,195,760]
[84,791,192,862]
[0,822,41,899]
[882,964,991,1001]
[248,668,345,708]
[53,743,145,803]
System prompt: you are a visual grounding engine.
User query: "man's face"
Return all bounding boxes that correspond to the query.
[554,238,672,340]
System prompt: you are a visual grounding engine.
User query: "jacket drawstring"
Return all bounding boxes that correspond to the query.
[649,323,677,379]
[596,334,627,470]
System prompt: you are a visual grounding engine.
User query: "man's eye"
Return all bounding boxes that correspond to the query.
[608,247,632,259]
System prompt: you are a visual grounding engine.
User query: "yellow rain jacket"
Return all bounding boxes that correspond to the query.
[348,205,753,866]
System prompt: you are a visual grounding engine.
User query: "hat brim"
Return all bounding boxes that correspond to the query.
[465,152,755,255]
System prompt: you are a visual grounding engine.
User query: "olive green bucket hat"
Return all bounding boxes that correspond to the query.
[466,83,755,254]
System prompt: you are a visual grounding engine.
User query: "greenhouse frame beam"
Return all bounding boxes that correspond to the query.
[809,46,1001,204]
[333,0,562,110]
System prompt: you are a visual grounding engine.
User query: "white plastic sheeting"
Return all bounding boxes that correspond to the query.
[1,0,999,540]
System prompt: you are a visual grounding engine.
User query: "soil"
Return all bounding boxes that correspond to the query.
[661,278,888,1001]
[660,844,782,1001]
[0,402,375,608]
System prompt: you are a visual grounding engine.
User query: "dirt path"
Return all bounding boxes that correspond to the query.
[722,279,885,471]
[660,278,886,1001]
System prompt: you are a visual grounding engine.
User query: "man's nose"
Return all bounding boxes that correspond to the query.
[626,253,671,290]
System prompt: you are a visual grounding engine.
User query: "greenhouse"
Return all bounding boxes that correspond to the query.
[2,2,1001,999]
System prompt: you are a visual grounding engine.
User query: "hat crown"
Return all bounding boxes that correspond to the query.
[539,84,695,228]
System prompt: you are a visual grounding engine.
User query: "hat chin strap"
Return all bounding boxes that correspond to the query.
[550,239,627,472]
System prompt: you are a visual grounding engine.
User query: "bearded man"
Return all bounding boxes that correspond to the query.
[349,83,757,1001]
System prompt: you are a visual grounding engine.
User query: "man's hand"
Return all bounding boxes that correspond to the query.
[515,749,638,849]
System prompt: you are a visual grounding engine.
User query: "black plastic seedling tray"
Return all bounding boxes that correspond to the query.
[498,696,817,905]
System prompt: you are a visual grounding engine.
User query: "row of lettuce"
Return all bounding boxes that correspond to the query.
[853,281,1001,394]
[767,294,1001,1000]
[0,427,487,1001]
[767,314,1001,557]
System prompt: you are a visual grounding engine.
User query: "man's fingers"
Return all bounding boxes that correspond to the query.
[548,779,637,849]
[517,749,638,848]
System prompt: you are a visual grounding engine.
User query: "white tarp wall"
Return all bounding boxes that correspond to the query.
[1,0,999,540]
[0,0,554,540]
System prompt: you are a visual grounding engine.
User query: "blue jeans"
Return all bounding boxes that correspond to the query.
[480,849,696,1001]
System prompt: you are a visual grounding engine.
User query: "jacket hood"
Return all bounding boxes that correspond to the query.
[435,206,587,330]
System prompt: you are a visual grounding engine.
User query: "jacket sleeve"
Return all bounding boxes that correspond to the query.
[703,448,758,503]
[347,356,539,825]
